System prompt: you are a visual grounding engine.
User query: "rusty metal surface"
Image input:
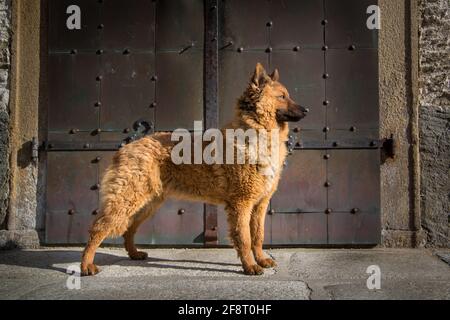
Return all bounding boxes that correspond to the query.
[155,51,203,130]
[46,152,98,217]
[271,213,327,245]
[156,0,204,50]
[325,0,379,49]
[101,0,155,51]
[48,54,100,132]
[326,49,379,131]
[328,212,380,244]
[220,0,270,50]
[271,151,327,213]
[100,53,155,132]
[270,0,324,49]
[327,150,380,214]
[49,0,100,52]
[46,0,381,246]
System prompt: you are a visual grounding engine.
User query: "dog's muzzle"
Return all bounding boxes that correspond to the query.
[276,104,309,122]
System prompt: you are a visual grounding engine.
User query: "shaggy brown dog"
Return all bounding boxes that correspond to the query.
[80,63,308,276]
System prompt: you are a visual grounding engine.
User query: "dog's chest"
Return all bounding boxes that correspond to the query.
[257,153,283,196]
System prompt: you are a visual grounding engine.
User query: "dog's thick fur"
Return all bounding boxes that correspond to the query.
[81,63,307,276]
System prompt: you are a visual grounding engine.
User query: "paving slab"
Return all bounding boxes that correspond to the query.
[0,247,448,300]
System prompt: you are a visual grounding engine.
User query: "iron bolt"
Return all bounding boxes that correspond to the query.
[178,209,185,215]
[94,101,101,107]
[323,100,330,106]
[92,209,99,215]
[351,208,359,214]
[293,46,300,52]
[322,45,328,51]
[325,208,332,214]
[84,143,90,149]
[96,75,103,81]
[237,47,244,53]
[321,19,328,25]
[370,141,377,147]
[94,128,102,134]
[96,49,104,55]
[296,142,302,148]
[323,73,329,79]
[151,75,158,81]
[48,143,54,149]
[70,49,77,54]
[266,21,273,27]
[210,5,217,11]
[69,128,78,134]
[149,102,157,108]
[350,126,357,132]
[124,128,131,133]
[94,156,101,162]
[269,209,275,215]
[123,48,131,55]
[349,44,356,51]
[91,183,100,190]
[98,23,104,29]
[266,47,272,53]
[68,209,75,215]
[324,181,331,187]
[323,154,331,160]
[333,142,339,147]
[323,127,330,133]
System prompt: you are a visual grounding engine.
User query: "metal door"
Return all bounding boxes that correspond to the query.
[216,0,380,245]
[46,0,380,245]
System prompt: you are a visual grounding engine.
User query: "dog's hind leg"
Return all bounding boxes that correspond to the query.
[123,196,164,260]
[81,190,156,276]
[250,197,276,268]
[226,200,264,276]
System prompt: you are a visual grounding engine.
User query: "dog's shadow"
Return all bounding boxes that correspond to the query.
[0,249,243,275]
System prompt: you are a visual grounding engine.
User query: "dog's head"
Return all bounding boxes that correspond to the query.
[238,63,309,125]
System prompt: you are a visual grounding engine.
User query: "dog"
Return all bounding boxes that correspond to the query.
[80,63,308,276]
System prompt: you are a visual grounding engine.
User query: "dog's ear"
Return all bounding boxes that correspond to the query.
[270,69,280,82]
[252,63,270,88]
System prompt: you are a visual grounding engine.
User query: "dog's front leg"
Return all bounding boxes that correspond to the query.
[250,197,277,268]
[226,201,264,275]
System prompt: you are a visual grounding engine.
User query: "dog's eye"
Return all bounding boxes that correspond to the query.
[278,95,286,100]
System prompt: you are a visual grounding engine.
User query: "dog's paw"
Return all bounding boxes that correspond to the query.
[80,263,99,276]
[129,251,148,260]
[257,258,277,268]
[243,264,264,276]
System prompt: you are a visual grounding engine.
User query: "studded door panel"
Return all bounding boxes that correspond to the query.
[47,0,380,245]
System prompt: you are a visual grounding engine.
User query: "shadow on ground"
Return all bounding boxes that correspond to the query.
[0,249,243,275]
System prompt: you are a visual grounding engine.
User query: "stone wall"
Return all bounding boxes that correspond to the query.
[0,0,11,230]
[419,0,450,247]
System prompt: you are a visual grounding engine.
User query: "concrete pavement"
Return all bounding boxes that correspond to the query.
[0,247,448,300]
